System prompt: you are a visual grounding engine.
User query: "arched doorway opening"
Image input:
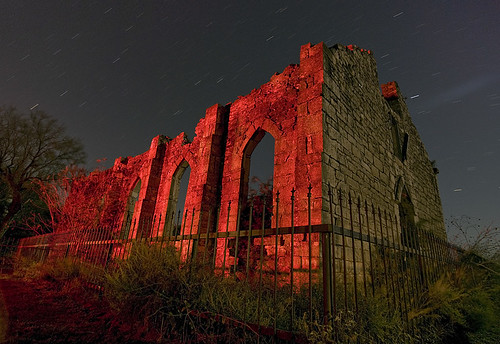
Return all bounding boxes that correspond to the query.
[165,161,191,236]
[121,179,141,239]
[399,186,418,249]
[239,129,275,230]
[232,129,275,273]
[398,185,424,284]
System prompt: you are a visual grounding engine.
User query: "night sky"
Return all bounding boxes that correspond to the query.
[1,1,498,233]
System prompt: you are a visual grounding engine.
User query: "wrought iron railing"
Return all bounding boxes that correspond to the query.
[12,185,462,340]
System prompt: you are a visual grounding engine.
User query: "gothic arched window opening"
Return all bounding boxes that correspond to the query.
[121,179,141,239]
[165,161,191,237]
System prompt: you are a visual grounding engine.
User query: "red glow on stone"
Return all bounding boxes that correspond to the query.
[41,42,379,287]
[381,81,399,99]
[346,44,372,55]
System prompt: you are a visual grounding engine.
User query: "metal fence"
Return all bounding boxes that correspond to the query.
[13,185,462,341]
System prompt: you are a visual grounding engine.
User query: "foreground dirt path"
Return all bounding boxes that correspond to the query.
[0,275,155,343]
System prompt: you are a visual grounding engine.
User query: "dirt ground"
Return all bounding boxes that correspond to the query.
[0,274,160,343]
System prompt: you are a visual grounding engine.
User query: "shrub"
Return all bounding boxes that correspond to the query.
[13,255,44,279]
[104,243,208,340]
[409,262,499,343]
[104,242,312,342]
[38,257,84,281]
[300,290,410,344]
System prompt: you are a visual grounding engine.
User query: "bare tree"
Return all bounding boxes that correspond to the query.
[0,107,86,237]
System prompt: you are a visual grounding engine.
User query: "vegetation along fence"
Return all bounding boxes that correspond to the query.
[0,236,19,274]
[14,185,462,341]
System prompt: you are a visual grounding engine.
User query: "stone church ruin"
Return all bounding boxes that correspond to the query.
[22,42,447,282]
[16,43,455,336]
[62,42,443,237]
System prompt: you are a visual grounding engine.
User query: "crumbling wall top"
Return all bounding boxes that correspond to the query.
[381,81,399,100]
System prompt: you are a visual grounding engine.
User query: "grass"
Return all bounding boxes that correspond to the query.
[8,238,500,343]
[104,243,299,342]
[0,283,8,343]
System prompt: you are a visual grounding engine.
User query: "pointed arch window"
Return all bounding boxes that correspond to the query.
[165,161,191,236]
[239,129,275,230]
[399,186,418,249]
[390,115,408,162]
[121,179,141,239]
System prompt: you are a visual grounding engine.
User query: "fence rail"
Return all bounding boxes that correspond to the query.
[11,185,462,341]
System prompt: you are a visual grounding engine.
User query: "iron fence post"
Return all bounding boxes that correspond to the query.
[222,201,231,276]
[273,190,280,339]
[307,184,313,323]
[348,192,358,314]
[290,188,296,332]
[328,184,337,318]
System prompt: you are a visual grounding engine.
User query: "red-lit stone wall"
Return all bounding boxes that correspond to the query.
[60,41,445,251]
[59,138,166,235]
[152,104,228,237]
[218,42,325,233]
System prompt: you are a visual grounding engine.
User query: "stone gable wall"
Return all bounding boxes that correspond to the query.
[322,43,445,236]
[384,83,445,235]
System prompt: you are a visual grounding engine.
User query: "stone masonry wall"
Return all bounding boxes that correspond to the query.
[383,81,445,235]
[59,42,446,252]
[321,43,445,238]
[218,42,325,233]
[152,104,228,237]
[60,141,164,236]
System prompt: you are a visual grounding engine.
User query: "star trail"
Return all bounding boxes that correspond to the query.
[0,1,498,231]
